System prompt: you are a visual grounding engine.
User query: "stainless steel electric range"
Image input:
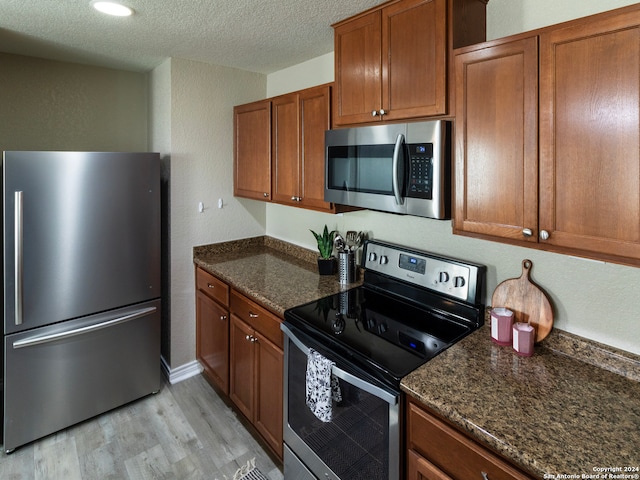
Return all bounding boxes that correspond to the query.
[281,240,486,480]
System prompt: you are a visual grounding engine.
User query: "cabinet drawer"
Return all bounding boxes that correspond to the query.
[408,401,532,480]
[230,290,283,349]
[196,267,229,308]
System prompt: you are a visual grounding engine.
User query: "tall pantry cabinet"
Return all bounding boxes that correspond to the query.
[454,5,640,266]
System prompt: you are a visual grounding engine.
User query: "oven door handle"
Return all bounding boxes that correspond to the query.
[282,323,398,405]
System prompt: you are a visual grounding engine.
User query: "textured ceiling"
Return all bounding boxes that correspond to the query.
[0,0,388,74]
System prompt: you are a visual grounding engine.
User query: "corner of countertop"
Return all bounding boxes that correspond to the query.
[193,236,320,265]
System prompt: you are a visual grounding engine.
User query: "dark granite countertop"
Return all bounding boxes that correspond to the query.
[193,236,361,317]
[402,324,640,479]
[194,237,640,480]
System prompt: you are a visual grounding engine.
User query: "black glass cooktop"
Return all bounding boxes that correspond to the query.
[283,284,475,387]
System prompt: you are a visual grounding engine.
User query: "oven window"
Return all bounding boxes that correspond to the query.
[287,340,390,479]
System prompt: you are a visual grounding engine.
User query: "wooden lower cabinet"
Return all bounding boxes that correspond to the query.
[195,266,284,460]
[195,267,230,395]
[229,290,284,459]
[406,398,533,480]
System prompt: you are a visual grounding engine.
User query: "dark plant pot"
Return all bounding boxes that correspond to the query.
[317,257,336,275]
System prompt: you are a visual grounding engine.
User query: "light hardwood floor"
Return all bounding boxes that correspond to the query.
[0,375,284,480]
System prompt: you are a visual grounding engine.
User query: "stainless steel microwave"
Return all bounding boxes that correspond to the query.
[324,120,451,219]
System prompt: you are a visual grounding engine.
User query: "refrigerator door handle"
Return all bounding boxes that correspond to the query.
[12,306,157,349]
[15,191,24,326]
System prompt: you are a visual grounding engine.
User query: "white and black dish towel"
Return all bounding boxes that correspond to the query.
[305,348,342,422]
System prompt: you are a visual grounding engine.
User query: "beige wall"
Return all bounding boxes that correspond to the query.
[263,0,640,355]
[149,58,267,371]
[0,53,148,151]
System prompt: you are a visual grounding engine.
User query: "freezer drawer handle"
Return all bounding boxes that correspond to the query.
[14,191,24,326]
[12,306,157,349]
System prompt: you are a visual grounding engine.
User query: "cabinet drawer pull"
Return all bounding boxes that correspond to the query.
[249,311,259,318]
[207,283,215,289]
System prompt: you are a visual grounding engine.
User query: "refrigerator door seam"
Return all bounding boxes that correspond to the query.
[12,306,157,349]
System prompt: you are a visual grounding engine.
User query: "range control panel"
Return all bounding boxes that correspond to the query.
[362,240,485,304]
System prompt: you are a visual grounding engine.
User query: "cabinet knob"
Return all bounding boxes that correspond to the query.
[250,336,258,343]
[219,315,227,321]
[207,283,215,289]
[481,472,489,480]
[263,192,269,198]
[522,228,533,237]
[372,110,379,116]
[379,109,386,116]
[540,230,550,240]
[290,196,302,202]
[245,334,251,341]
[249,311,259,318]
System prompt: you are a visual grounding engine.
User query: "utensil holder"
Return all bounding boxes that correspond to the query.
[338,251,355,284]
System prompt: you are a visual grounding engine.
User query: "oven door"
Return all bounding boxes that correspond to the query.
[281,323,400,480]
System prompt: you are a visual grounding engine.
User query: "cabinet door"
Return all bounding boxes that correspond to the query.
[333,10,382,125]
[407,449,453,480]
[272,93,301,205]
[229,314,255,421]
[539,10,640,260]
[382,0,447,120]
[234,100,272,201]
[300,84,333,211]
[254,331,284,458]
[454,37,539,241]
[196,289,229,395]
[407,401,533,480]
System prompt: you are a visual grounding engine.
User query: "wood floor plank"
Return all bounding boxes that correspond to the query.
[0,375,283,480]
[34,436,82,480]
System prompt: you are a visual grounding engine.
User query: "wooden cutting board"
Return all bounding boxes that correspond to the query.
[491,259,553,343]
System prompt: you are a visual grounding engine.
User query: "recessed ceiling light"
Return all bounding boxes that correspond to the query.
[93,1,134,17]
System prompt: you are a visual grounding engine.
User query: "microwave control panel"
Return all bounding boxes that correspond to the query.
[407,143,434,199]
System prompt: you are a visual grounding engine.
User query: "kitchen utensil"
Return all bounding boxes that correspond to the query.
[345,231,358,251]
[491,259,553,343]
[334,234,345,253]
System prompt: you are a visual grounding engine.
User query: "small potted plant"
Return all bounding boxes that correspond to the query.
[310,225,336,275]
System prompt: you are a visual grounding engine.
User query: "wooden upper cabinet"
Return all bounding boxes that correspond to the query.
[334,9,383,125]
[272,84,333,211]
[299,85,333,211]
[234,100,272,201]
[454,36,539,241]
[271,92,301,205]
[333,0,487,126]
[382,0,447,121]
[538,9,640,260]
[455,4,640,266]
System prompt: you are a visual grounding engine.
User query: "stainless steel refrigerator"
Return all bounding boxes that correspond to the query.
[1,151,161,453]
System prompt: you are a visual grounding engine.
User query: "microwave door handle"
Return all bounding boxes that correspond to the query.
[392,133,405,205]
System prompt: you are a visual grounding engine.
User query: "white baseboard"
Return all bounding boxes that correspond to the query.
[161,356,203,385]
